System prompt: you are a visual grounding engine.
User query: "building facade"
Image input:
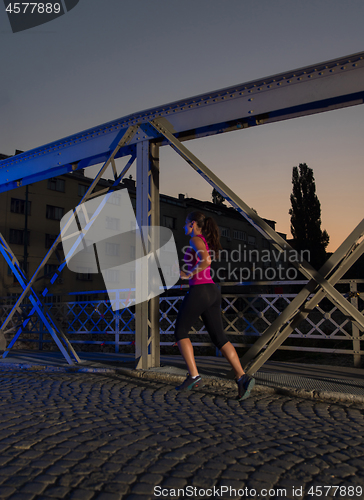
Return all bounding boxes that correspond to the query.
[0,168,288,302]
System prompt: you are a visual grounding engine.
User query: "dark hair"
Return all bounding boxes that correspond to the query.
[187,211,222,256]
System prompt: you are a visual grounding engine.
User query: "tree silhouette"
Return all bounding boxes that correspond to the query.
[289,163,329,269]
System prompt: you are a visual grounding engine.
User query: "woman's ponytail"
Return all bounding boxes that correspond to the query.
[187,211,222,258]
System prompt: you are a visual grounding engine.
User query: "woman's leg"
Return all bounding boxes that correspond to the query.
[174,285,212,377]
[177,338,199,377]
[219,342,245,379]
[201,285,255,400]
[201,285,245,379]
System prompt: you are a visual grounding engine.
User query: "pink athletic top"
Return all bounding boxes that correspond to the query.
[184,234,214,285]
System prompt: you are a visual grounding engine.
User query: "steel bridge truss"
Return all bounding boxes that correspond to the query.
[0,126,139,363]
[148,119,364,374]
[0,51,363,369]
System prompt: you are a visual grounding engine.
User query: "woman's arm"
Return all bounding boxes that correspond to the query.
[180,236,211,279]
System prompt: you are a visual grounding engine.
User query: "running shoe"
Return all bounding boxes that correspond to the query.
[236,373,255,401]
[176,373,202,391]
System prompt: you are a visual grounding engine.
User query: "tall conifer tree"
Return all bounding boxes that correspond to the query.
[289,163,329,269]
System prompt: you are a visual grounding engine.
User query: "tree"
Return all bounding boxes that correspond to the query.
[289,163,329,269]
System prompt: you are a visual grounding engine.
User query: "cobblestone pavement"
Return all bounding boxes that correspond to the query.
[0,370,364,500]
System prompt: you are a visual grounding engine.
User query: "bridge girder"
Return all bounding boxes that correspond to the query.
[0,51,363,369]
[0,51,363,193]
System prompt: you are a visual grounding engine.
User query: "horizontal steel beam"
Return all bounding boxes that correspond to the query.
[1,51,363,192]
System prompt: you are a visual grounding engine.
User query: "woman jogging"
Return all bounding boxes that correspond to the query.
[175,211,255,401]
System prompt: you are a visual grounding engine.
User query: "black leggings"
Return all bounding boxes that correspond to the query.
[174,283,229,350]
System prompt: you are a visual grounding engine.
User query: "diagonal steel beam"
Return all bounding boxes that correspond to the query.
[150,118,364,331]
[0,126,139,361]
[238,220,364,368]
[0,233,80,363]
[149,118,364,373]
[2,51,364,193]
[243,227,364,375]
[0,127,138,339]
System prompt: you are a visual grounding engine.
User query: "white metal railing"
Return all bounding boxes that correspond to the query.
[1,280,363,364]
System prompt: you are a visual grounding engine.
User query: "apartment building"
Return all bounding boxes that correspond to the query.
[0,169,286,301]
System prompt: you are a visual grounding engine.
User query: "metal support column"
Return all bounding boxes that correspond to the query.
[135,141,160,369]
[350,280,362,368]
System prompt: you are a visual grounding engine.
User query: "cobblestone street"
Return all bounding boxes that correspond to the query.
[0,370,364,500]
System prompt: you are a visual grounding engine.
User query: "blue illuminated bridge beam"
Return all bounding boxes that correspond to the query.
[0,51,363,193]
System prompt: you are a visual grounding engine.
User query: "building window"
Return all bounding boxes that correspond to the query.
[106,192,122,205]
[10,198,31,215]
[44,295,62,304]
[48,178,65,192]
[76,211,91,226]
[78,184,88,197]
[105,217,120,231]
[219,248,230,262]
[81,239,94,253]
[6,293,21,305]
[45,233,61,249]
[76,267,93,281]
[105,242,120,256]
[233,230,246,241]
[44,264,58,277]
[9,229,30,245]
[46,205,64,220]
[248,235,256,246]
[74,294,93,303]
[219,226,230,238]
[8,261,27,278]
[103,269,120,283]
[162,215,176,230]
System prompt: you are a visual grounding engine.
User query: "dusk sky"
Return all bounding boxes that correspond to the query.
[0,0,363,251]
